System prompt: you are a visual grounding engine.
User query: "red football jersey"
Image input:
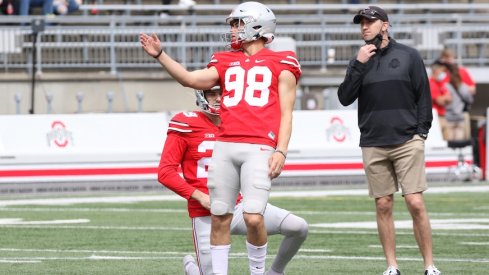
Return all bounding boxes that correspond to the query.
[429,77,450,117]
[207,48,301,147]
[158,111,218,218]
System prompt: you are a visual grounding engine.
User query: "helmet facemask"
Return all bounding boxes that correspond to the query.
[195,88,221,115]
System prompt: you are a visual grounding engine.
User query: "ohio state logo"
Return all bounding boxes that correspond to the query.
[325,116,351,143]
[46,121,74,147]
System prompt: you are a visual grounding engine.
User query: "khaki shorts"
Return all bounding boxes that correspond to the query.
[361,135,428,198]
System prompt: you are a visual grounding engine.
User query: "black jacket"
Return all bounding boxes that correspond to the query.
[337,38,432,147]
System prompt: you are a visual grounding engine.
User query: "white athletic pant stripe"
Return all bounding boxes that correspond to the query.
[191,218,205,275]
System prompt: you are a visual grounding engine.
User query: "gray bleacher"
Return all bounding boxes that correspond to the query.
[0,3,488,115]
[2,3,489,72]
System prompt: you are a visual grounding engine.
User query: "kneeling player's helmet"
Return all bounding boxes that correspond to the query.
[195,86,221,115]
[224,1,276,50]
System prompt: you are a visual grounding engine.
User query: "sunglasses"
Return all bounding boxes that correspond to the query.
[358,8,377,16]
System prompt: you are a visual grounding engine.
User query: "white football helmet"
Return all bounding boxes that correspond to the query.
[195,86,221,115]
[224,1,276,50]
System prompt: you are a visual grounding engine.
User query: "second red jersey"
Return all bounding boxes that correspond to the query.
[208,48,301,147]
[158,111,242,218]
[158,111,218,217]
[429,77,450,117]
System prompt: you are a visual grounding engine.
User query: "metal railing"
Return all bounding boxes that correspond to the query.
[1,4,489,73]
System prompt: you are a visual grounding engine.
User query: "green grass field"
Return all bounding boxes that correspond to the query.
[0,183,488,274]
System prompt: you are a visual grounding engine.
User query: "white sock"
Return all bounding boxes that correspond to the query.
[210,244,230,275]
[246,241,267,275]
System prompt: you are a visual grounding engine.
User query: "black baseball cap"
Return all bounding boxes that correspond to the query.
[353,6,389,24]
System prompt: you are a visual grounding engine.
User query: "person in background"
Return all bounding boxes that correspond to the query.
[337,6,441,275]
[159,0,195,18]
[438,48,476,142]
[438,48,476,95]
[15,0,54,16]
[429,61,452,140]
[0,0,15,15]
[444,63,474,141]
[53,0,81,15]
[158,87,308,275]
[0,0,14,15]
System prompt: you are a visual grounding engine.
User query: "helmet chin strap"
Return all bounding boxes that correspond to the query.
[230,39,242,50]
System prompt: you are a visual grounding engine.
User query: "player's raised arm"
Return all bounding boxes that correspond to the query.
[139,32,219,90]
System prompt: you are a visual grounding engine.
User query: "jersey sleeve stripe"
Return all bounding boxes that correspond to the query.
[280,60,302,72]
[281,56,301,69]
[167,126,193,133]
[285,55,300,64]
[169,121,189,127]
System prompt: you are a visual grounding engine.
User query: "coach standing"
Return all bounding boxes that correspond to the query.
[337,6,441,275]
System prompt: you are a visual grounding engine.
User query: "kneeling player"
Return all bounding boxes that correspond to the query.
[158,88,308,275]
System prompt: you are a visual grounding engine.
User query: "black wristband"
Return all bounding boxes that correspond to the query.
[275,149,287,159]
[153,49,163,59]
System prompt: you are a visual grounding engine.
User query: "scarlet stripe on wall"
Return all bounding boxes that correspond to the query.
[0,167,157,177]
[0,160,466,178]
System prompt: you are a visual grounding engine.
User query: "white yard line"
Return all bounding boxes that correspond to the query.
[293,255,489,263]
[0,208,486,218]
[0,219,89,225]
[459,242,489,246]
[0,248,184,255]
[299,249,333,253]
[0,195,182,206]
[1,223,488,236]
[0,260,41,263]
[311,218,489,230]
[0,254,488,263]
[0,225,191,230]
[0,207,187,213]
[368,245,419,249]
[308,229,489,237]
[0,185,488,206]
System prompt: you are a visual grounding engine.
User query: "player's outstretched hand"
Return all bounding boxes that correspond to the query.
[140,32,162,58]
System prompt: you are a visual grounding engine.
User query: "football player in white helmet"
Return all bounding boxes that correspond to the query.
[223,1,277,50]
[159,88,308,275]
[195,86,221,115]
[141,1,301,274]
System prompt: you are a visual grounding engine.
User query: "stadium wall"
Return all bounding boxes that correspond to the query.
[0,110,480,194]
[1,68,488,116]
[0,72,197,115]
